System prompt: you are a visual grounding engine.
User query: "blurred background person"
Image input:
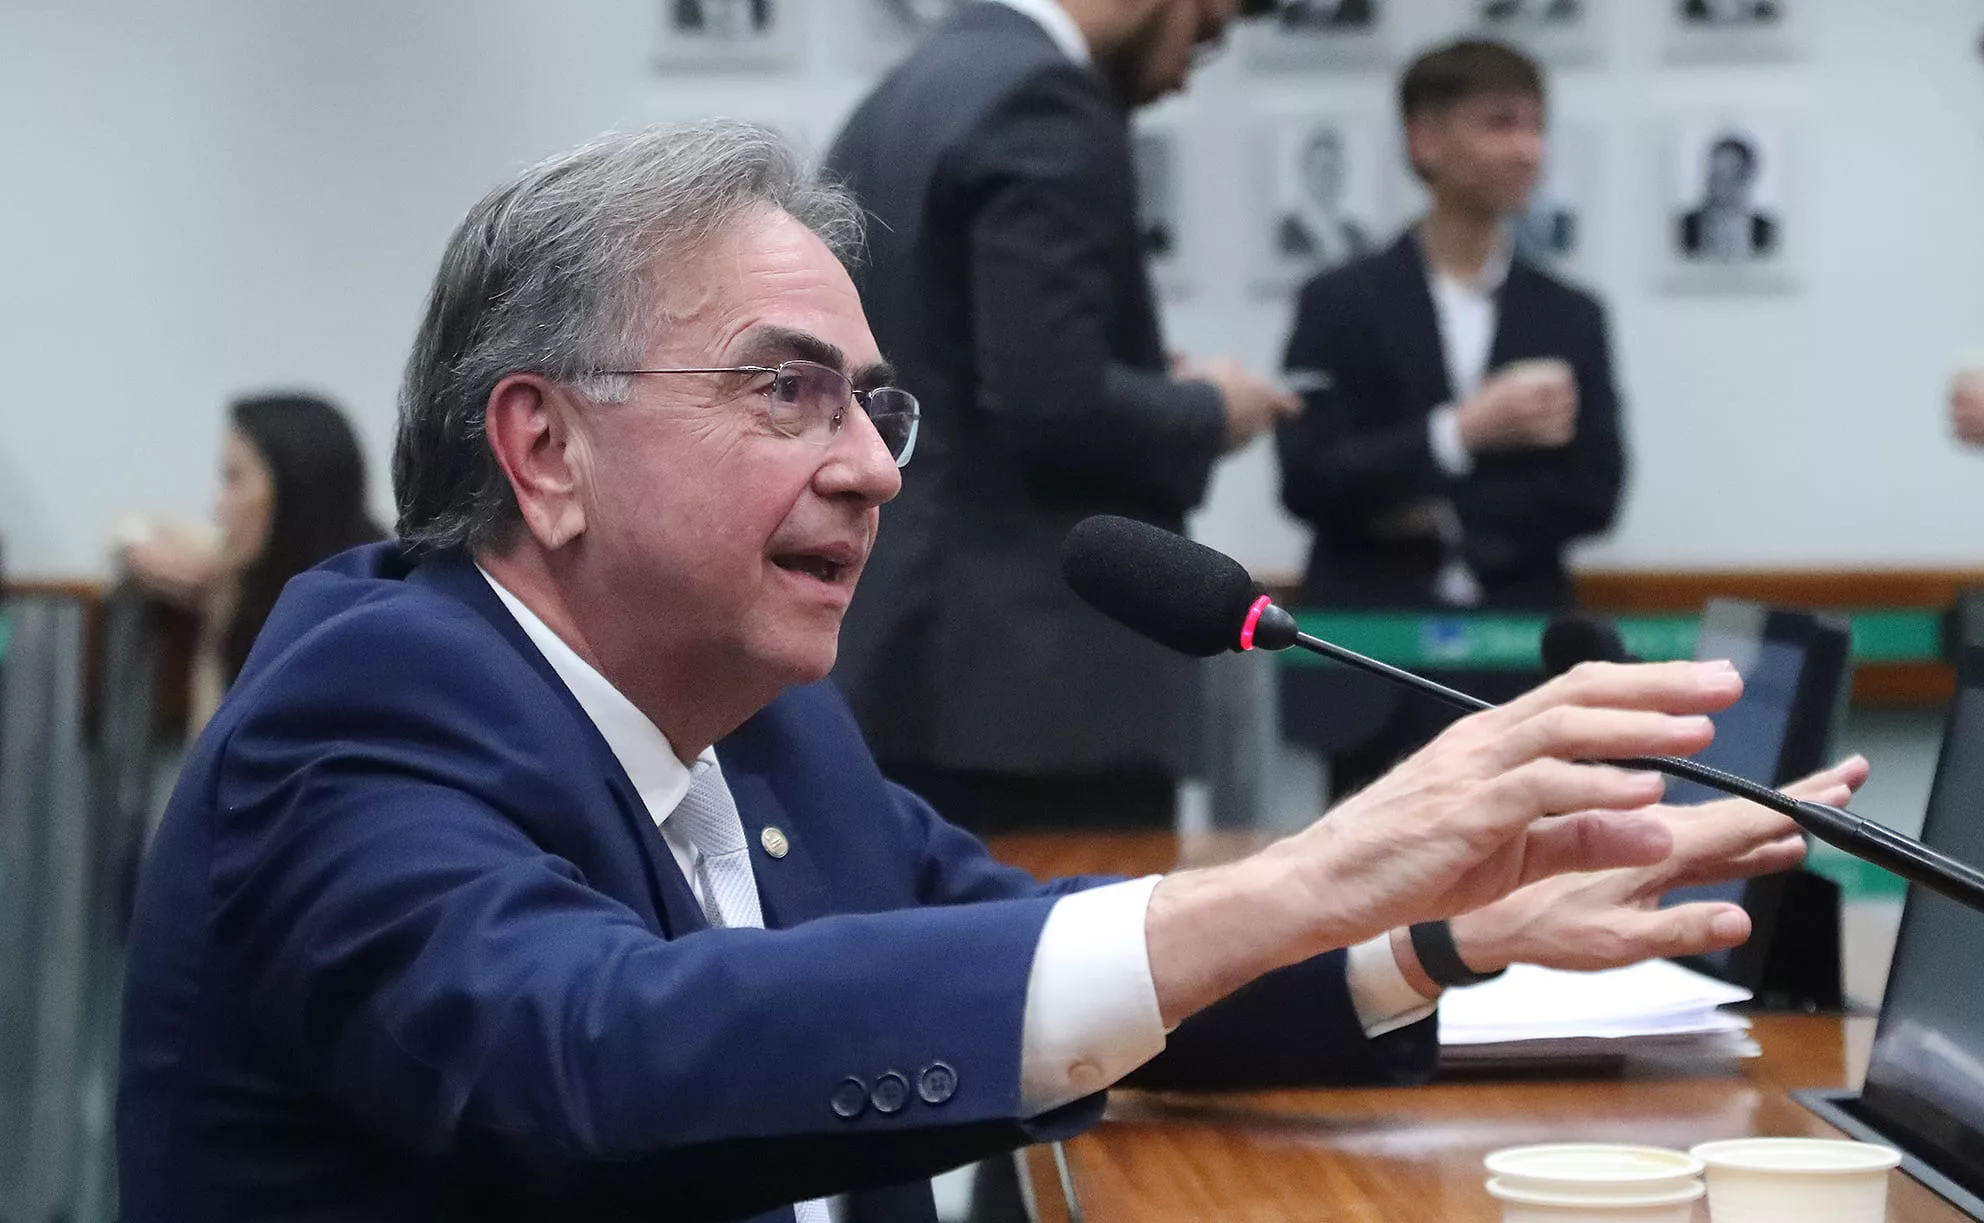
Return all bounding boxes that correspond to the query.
[1275,38,1624,797]
[120,393,384,738]
[1952,360,1984,448]
[826,0,1298,838]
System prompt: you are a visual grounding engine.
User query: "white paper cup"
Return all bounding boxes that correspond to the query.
[1486,1175,1704,1223]
[1689,1138,1901,1223]
[1484,1144,1705,1199]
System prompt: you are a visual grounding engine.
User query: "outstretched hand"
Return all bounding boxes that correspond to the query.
[1434,754,1871,980]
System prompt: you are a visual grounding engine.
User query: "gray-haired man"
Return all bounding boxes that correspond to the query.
[118,120,1857,1223]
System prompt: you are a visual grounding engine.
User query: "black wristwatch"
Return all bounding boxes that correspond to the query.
[1408,920,1508,989]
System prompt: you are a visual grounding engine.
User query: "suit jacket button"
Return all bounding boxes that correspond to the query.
[918,1062,957,1105]
[831,1076,868,1120]
[871,1071,910,1115]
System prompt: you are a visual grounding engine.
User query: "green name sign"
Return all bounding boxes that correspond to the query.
[1281,609,1944,671]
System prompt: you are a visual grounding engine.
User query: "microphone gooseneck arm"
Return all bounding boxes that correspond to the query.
[1054,517,1984,911]
[1258,611,1984,912]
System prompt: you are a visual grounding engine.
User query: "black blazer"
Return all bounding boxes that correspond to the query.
[825,5,1225,777]
[1276,233,1626,609]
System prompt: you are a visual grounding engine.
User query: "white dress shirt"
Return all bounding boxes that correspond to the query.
[1423,233,1515,608]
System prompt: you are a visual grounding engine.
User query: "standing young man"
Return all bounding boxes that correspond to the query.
[1276,39,1626,796]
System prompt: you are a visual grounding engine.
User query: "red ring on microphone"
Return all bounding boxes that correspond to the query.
[1238,595,1272,651]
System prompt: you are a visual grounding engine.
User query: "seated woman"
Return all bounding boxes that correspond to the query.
[121,393,384,737]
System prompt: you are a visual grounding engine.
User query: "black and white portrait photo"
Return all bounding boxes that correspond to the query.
[1677,131,1777,260]
[656,0,801,70]
[1132,130,1178,260]
[1514,124,1592,266]
[1256,117,1384,291]
[1665,0,1802,62]
[1242,0,1389,70]
[1679,0,1781,26]
[1660,119,1795,292]
[1481,0,1584,26]
[1131,127,1189,296]
[1273,0,1375,32]
[1476,0,1603,65]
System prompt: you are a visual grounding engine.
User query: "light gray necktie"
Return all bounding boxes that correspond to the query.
[674,761,766,930]
[672,761,832,1223]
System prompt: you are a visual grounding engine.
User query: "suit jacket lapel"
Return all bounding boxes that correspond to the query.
[719,760,833,930]
[1377,232,1455,412]
[406,551,709,938]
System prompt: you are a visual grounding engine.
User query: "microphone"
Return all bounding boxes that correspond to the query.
[1061,515,1984,914]
[1541,614,1638,676]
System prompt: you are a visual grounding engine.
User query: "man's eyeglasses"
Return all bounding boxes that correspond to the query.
[588,360,920,467]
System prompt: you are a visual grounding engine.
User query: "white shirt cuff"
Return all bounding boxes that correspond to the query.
[1346,932,1439,1038]
[1018,876,1168,1116]
[1428,404,1474,477]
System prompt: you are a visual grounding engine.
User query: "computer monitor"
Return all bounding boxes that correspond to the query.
[1663,599,1852,991]
[1797,643,1984,1218]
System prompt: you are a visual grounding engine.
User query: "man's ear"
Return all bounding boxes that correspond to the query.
[484,374,589,550]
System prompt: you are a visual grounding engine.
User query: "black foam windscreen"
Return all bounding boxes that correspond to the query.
[1540,614,1636,677]
[1061,516,1261,658]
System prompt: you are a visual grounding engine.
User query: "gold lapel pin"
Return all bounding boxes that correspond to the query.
[760,826,791,859]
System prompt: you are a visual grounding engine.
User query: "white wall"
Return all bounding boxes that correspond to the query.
[4,0,1982,579]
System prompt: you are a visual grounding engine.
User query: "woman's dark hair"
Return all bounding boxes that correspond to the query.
[222,394,385,681]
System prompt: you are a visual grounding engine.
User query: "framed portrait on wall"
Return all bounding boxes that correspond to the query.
[1239,0,1392,72]
[1473,0,1604,67]
[1663,0,1807,63]
[1252,115,1387,293]
[655,0,804,71]
[1131,124,1192,299]
[1514,122,1596,274]
[1656,117,1796,293]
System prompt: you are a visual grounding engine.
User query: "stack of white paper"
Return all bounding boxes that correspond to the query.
[1439,959,1757,1066]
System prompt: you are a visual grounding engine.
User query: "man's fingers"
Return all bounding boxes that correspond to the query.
[1663,834,1808,891]
[1490,705,1717,772]
[1501,759,1670,824]
[1493,660,1744,729]
[1605,903,1754,964]
[1515,799,1672,885]
[1779,755,1871,803]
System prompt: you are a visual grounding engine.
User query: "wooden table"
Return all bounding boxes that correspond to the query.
[985,832,1965,1223]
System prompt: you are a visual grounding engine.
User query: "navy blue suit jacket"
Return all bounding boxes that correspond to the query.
[118,546,1437,1222]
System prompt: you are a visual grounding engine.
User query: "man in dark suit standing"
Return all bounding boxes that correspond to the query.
[1276,39,1626,796]
[116,120,1844,1223]
[826,0,1299,837]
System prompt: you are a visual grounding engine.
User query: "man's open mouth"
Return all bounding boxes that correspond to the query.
[772,553,852,583]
